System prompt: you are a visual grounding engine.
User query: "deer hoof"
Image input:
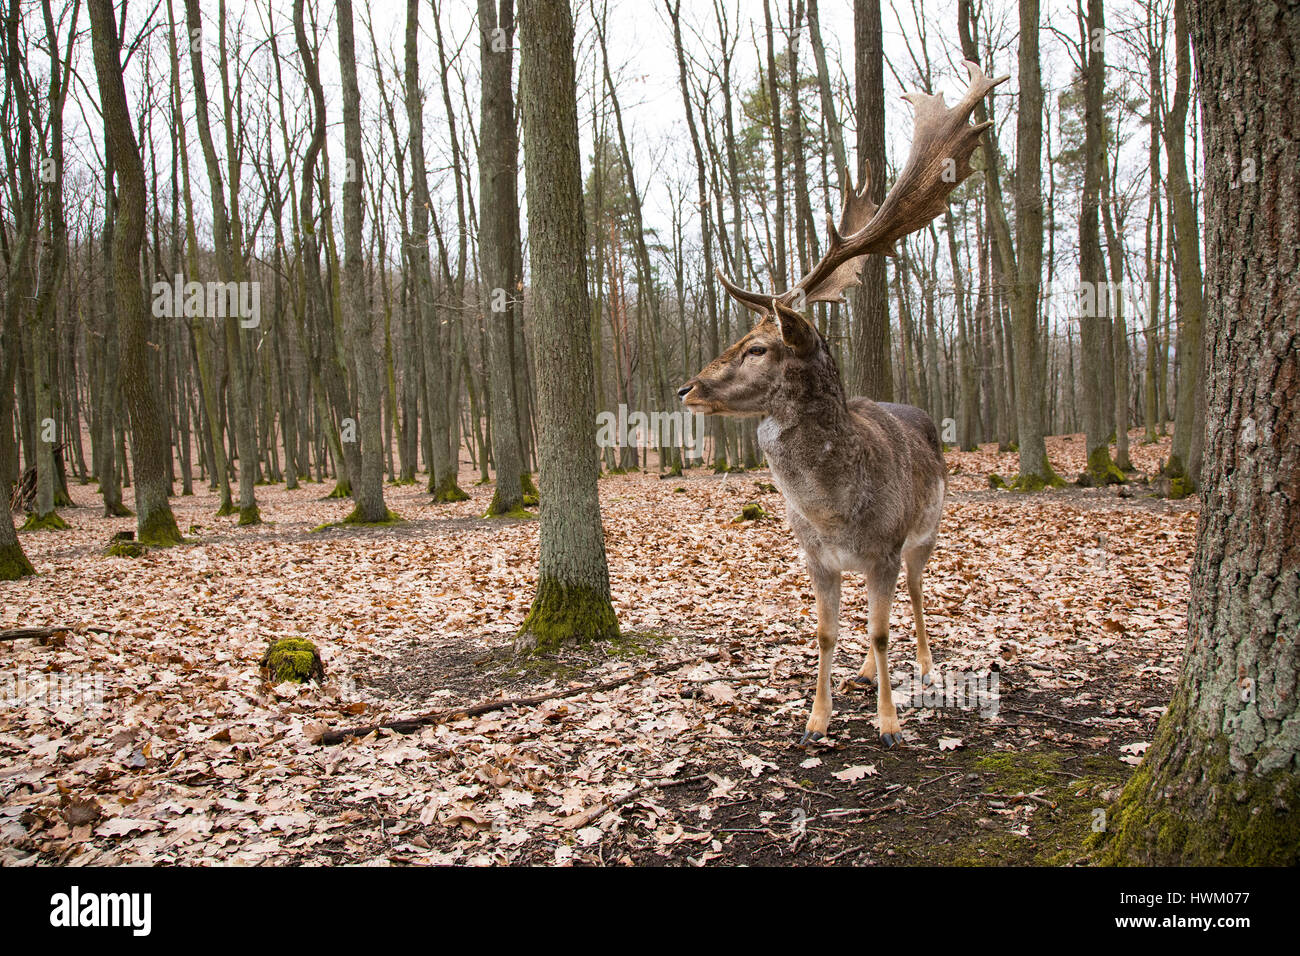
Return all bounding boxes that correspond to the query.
[849,675,876,689]
[798,731,825,746]
[921,671,934,687]
[879,732,901,748]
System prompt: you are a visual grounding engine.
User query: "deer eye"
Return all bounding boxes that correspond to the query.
[746,345,767,357]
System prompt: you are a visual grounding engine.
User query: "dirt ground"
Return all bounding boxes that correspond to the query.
[0,432,1198,865]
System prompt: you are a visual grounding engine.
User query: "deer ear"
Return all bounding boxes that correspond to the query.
[774,302,818,356]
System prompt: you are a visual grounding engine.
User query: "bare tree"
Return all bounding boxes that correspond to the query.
[88,0,182,545]
[479,0,528,516]
[849,0,892,400]
[515,0,619,654]
[336,0,392,523]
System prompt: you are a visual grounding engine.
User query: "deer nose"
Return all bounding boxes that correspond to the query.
[677,384,694,401]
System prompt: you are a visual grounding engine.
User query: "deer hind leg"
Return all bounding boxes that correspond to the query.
[867,570,902,747]
[903,542,936,686]
[801,564,841,745]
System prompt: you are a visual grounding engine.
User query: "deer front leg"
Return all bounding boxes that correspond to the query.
[903,543,936,687]
[867,572,902,747]
[800,564,841,745]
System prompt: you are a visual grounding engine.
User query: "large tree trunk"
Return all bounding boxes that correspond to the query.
[1097,0,1299,865]
[849,0,891,401]
[515,0,619,655]
[479,0,527,516]
[86,0,181,546]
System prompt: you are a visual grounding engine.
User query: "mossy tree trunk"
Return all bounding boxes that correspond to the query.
[478,0,526,518]
[87,0,182,547]
[515,0,619,655]
[1097,0,1299,865]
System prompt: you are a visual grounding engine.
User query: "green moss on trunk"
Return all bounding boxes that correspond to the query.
[520,473,539,497]
[431,475,470,503]
[1091,695,1300,865]
[515,576,619,655]
[341,506,403,526]
[20,511,70,531]
[1011,463,1066,492]
[138,509,183,547]
[237,505,263,526]
[484,502,535,520]
[325,479,352,499]
[0,542,36,580]
[485,485,525,517]
[1079,446,1128,487]
[1158,453,1195,499]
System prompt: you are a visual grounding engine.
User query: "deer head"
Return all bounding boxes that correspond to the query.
[678,62,1007,417]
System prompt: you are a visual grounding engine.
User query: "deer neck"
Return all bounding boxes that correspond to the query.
[758,358,855,470]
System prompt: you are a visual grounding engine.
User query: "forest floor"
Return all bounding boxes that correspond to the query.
[0,431,1198,866]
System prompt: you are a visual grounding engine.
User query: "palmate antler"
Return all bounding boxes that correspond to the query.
[719,60,1008,314]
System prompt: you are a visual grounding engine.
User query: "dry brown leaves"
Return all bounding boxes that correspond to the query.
[0,431,1197,865]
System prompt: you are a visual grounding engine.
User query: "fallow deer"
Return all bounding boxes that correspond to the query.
[679,62,1007,747]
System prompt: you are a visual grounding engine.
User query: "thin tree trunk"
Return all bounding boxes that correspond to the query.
[515,0,619,654]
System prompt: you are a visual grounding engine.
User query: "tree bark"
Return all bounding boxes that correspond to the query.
[336,0,391,523]
[1078,0,1123,486]
[515,0,619,654]
[87,0,182,546]
[1162,0,1206,496]
[1097,0,1299,865]
[849,0,891,401]
[480,0,527,516]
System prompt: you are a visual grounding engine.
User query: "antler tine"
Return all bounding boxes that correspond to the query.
[715,267,775,316]
[784,60,1010,309]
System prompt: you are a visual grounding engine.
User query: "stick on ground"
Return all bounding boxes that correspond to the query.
[320,651,724,746]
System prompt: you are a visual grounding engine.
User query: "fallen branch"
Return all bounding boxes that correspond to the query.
[562,774,711,830]
[320,651,724,746]
[0,626,69,643]
[0,624,114,643]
